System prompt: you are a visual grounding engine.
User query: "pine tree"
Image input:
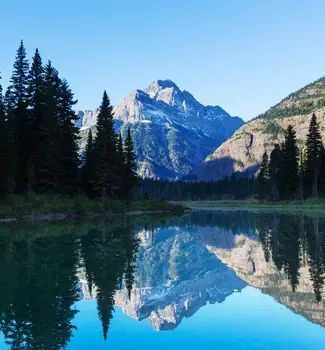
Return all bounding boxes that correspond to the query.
[256,151,269,201]
[33,61,62,192]
[319,145,325,197]
[0,73,8,195]
[7,41,30,192]
[27,49,45,192]
[122,127,137,200]
[4,89,17,193]
[93,91,118,199]
[81,130,96,196]
[27,50,45,152]
[278,125,299,200]
[269,144,280,201]
[304,113,323,198]
[116,133,125,196]
[56,79,79,193]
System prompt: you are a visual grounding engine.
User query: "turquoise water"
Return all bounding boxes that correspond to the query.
[0,210,325,349]
[66,287,325,350]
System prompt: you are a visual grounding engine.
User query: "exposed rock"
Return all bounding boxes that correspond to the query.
[198,77,325,180]
[77,79,244,179]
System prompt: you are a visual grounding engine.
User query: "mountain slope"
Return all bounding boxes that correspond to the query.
[77,79,244,179]
[197,77,325,181]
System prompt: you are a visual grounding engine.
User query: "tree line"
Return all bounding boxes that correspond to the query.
[0,41,137,199]
[138,176,255,201]
[257,113,325,201]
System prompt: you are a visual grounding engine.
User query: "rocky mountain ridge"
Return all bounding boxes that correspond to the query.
[197,77,325,180]
[77,79,244,179]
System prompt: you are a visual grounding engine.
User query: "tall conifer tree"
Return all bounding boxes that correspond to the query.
[7,41,30,192]
[27,49,45,154]
[116,133,125,196]
[123,127,137,200]
[257,152,269,201]
[56,79,79,193]
[93,91,118,199]
[33,61,62,192]
[269,144,280,201]
[278,125,299,200]
[304,113,323,198]
[81,130,96,196]
[0,74,8,195]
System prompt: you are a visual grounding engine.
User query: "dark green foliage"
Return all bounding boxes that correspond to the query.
[122,127,137,200]
[263,121,285,135]
[116,133,125,196]
[81,130,96,197]
[56,79,79,193]
[278,125,299,200]
[138,176,256,201]
[257,152,270,201]
[27,48,45,187]
[0,44,80,197]
[33,61,63,192]
[93,91,119,199]
[304,113,323,198]
[269,144,280,201]
[0,74,9,194]
[7,41,30,192]
[319,146,325,197]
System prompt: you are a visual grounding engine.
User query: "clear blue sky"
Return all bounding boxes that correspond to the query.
[1,0,325,120]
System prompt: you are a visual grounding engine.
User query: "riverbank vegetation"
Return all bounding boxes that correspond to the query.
[178,199,325,214]
[0,194,185,220]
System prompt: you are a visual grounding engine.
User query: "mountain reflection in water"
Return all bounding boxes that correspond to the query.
[0,210,325,349]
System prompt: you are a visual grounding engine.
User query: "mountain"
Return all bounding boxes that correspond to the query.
[205,231,325,328]
[79,224,246,331]
[77,79,244,179]
[196,77,325,180]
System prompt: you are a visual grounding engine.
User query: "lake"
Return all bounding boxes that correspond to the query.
[0,209,325,349]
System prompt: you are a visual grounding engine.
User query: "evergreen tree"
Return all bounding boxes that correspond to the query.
[123,127,137,200]
[256,152,269,201]
[304,113,323,198]
[33,61,62,192]
[56,79,79,193]
[26,48,45,192]
[319,145,325,197]
[4,88,17,193]
[7,41,30,192]
[0,73,8,195]
[269,144,280,201]
[116,133,125,196]
[93,91,118,199]
[81,130,96,197]
[278,125,299,200]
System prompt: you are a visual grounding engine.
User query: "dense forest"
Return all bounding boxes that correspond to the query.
[0,42,137,200]
[137,176,255,201]
[257,113,325,201]
[1,42,324,204]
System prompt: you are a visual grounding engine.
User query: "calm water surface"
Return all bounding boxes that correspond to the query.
[0,210,325,349]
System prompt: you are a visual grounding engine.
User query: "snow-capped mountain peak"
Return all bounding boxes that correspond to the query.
[77,79,244,179]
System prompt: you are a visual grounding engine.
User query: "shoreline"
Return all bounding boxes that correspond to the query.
[0,209,190,223]
[0,195,187,223]
[177,199,325,214]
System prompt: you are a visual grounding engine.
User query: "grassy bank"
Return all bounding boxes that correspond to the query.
[0,194,185,220]
[177,199,325,213]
